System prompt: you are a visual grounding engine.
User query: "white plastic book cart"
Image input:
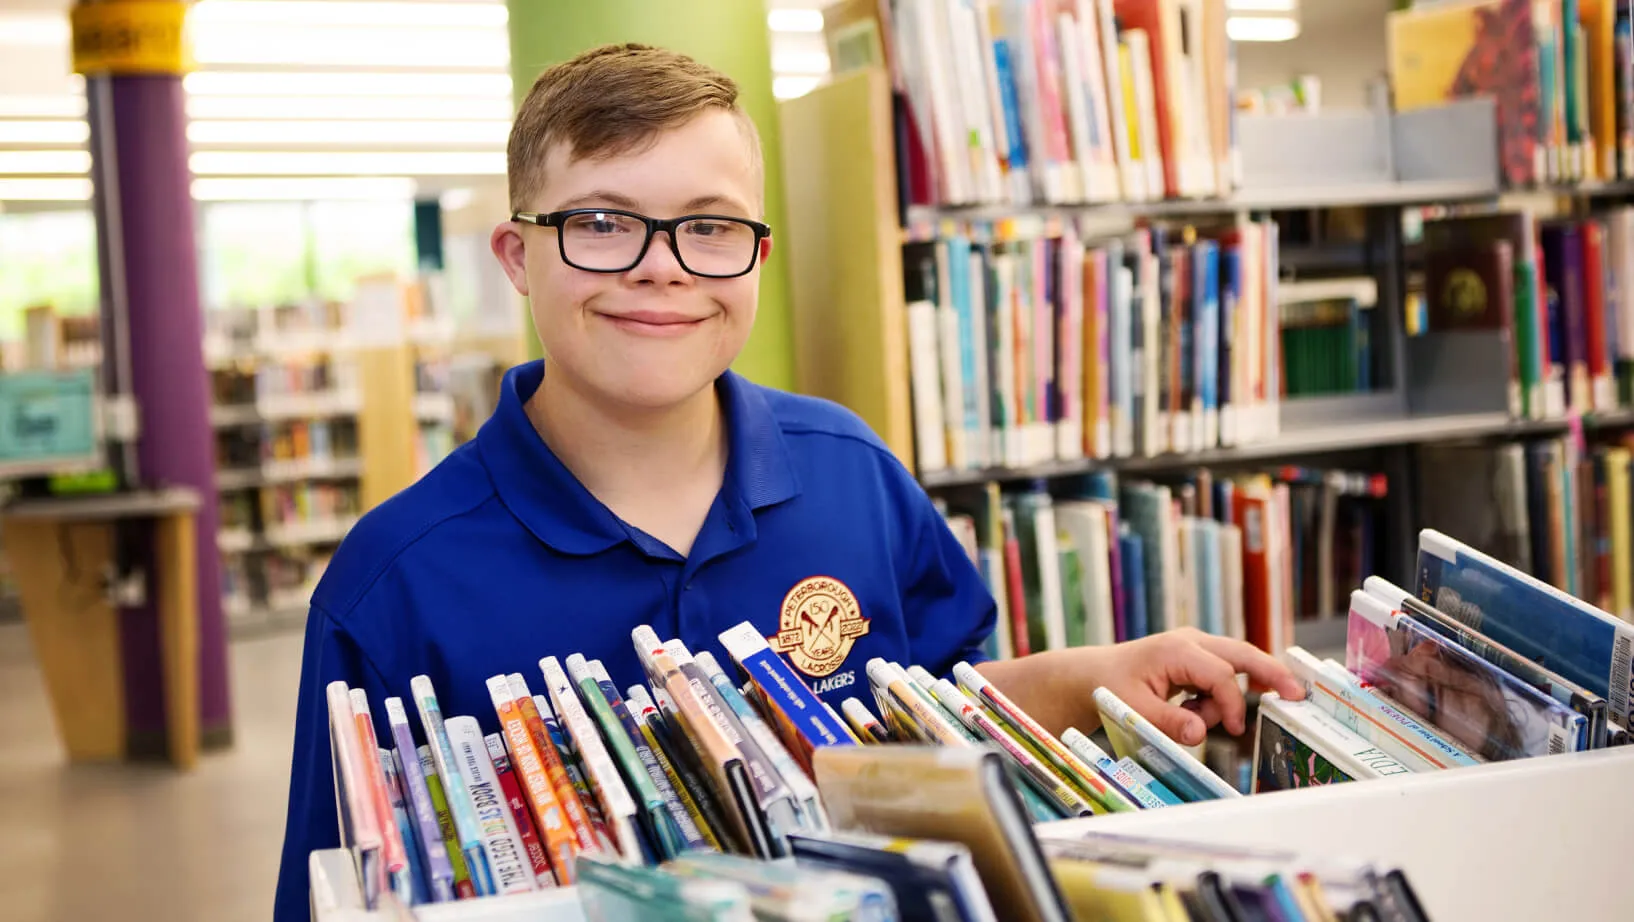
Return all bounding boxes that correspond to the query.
[311,745,1634,922]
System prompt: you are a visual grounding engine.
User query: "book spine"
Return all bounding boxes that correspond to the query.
[484,734,557,889]
[486,676,580,883]
[384,698,455,902]
[1115,755,1185,805]
[409,676,494,896]
[585,659,707,854]
[507,677,601,856]
[1059,728,1167,809]
[378,748,429,905]
[932,679,1096,816]
[445,716,534,895]
[624,684,725,851]
[695,651,830,831]
[534,693,614,853]
[718,621,855,764]
[347,691,408,889]
[540,657,644,864]
[417,745,475,899]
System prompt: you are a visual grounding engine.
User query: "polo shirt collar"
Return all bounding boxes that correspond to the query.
[476,361,800,557]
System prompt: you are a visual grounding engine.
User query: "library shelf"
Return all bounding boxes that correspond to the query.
[916,409,1634,489]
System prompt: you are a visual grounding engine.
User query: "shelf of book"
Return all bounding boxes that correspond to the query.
[1050,745,1634,922]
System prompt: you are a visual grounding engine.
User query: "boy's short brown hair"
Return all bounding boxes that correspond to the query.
[506,43,764,213]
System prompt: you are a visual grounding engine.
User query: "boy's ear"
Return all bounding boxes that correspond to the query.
[491,220,531,297]
[759,235,773,263]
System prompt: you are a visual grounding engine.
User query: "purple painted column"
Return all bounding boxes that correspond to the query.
[88,71,232,746]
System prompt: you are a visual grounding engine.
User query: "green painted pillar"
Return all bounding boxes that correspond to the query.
[506,0,795,392]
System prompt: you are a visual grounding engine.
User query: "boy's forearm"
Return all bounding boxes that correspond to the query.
[972,648,1109,739]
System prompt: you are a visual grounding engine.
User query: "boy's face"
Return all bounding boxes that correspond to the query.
[492,109,770,412]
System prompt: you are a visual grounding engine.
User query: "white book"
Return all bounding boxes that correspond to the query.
[1280,646,1470,772]
[1057,231,1087,461]
[443,716,535,895]
[934,242,968,470]
[1219,522,1245,642]
[1111,263,1135,458]
[1055,501,1115,647]
[968,249,993,469]
[950,0,1004,203]
[906,300,948,474]
[1125,30,1166,202]
[1255,693,1418,790]
[1032,500,1068,652]
[1070,0,1123,202]
[1095,0,1144,201]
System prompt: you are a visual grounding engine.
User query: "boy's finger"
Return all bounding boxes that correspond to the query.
[1165,645,1246,735]
[1127,688,1209,747]
[1194,633,1306,702]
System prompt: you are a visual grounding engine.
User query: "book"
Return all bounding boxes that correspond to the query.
[442,716,535,895]
[786,829,999,922]
[811,745,1073,922]
[1252,693,1417,793]
[409,675,495,896]
[1092,686,1241,800]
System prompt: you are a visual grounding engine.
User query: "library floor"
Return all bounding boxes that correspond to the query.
[0,621,304,922]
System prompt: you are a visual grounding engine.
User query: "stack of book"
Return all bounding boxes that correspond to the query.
[1416,207,1634,422]
[905,216,1284,474]
[323,615,1430,919]
[938,464,1388,661]
[1252,528,1632,794]
[1389,0,1634,188]
[862,0,1238,208]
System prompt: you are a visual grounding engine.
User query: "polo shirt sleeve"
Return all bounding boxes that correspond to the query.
[272,603,393,922]
[899,485,999,678]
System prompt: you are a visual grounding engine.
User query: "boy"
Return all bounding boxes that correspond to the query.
[273,43,1301,917]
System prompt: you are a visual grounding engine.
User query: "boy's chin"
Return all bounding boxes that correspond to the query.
[595,368,724,413]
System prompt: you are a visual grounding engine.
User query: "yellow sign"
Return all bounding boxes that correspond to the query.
[769,576,870,678]
[71,2,191,77]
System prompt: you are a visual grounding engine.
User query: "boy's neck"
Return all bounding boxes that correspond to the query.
[524,362,729,509]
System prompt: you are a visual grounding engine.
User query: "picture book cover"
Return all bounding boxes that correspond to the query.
[1252,705,1357,793]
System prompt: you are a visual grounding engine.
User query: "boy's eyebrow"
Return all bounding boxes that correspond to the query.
[552,190,642,211]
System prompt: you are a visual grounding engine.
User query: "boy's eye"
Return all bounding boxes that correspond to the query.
[687,221,729,237]
[566,213,635,235]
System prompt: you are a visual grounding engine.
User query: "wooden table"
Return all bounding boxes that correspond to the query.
[1,487,203,769]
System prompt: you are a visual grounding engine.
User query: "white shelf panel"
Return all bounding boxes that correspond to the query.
[1042,746,1634,922]
[263,516,359,548]
[260,456,364,483]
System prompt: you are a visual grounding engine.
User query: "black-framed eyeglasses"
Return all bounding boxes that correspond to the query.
[512,207,771,279]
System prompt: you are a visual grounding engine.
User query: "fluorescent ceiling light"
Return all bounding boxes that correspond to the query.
[0,15,70,47]
[0,120,90,144]
[184,71,512,98]
[0,94,86,118]
[768,9,824,32]
[1228,16,1301,42]
[190,24,507,68]
[190,151,505,176]
[0,178,92,201]
[190,1,508,28]
[771,51,832,76]
[0,150,92,175]
[187,95,512,122]
[188,120,510,146]
[1227,0,1297,11]
[192,177,420,201]
[773,76,823,100]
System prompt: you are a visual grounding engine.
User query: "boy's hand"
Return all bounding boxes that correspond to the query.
[1086,627,1306,745]
[972,627,1306,745]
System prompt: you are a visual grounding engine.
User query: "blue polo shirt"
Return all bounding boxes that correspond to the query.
[272,360,996,919]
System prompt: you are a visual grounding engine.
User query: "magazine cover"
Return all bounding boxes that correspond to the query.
[1417,527,1634,728]
[1252,701,1357,792]
[1345,589,1587,760]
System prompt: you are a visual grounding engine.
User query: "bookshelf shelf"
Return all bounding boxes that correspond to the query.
[916,408,1634,489]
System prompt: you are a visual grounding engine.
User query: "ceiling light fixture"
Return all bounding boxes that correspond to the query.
[768,9,824,32]
[0,150,93,175]
[0,94,87,119]
[0,178,92,202]
[188,26,507,68]
[0,120,90,145]
[1227,16,1301,42]
[191,176,420,201]
[189,1,508,29]
[186,95,513,122]
[187,120,511,146]
[183,71,512,99]
[189,151,506,176]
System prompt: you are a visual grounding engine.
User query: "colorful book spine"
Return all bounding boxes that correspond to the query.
[444,716,535,895]
[840,697,893,744]
[584,657,709,854]
[485,675,579,883]
[1114,756,1185,805]
[383,698,455,902]
[483,734,556,889]
[378,748,429,905]
[718,621,859,767]
[1059,728,1167,809]
[1092,686,1242,799]
[534,693,615,854]
[409,675,495,895]
[508,675,605,856]
[347,689,409,898]
[952,661,1137,812]
[540,656,645,865]
[417,745,476,898]
[930,678,1096,817]
[624,683,725,852]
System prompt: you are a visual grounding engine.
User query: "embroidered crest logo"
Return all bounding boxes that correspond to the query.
[769,576,870,678]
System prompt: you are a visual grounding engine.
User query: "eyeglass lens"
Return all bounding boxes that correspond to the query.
[560,211,757,276]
